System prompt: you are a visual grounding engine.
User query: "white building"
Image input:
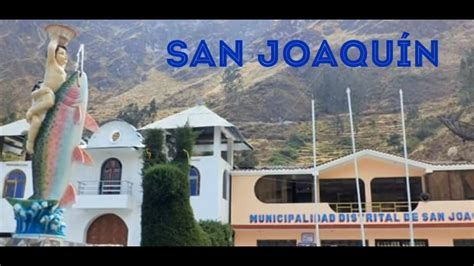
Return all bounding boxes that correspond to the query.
[0,119,32,238]
[0,105,251,246]
[66,120,144,246]
[141,105,252,223]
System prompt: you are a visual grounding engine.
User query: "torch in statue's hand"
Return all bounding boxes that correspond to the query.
[45,24,77,46]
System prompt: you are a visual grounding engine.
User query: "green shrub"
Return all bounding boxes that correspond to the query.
[199,220,233,246]
[387,133,401,147]
[172,123,198,164]
[337,137,352,147]
[279,147,298,159]
[141,164,210,246]
[414,117,441,141]
[235,150,259,168]
[142,129,166,170]
[287,134,306,149]
[268,152,292,165]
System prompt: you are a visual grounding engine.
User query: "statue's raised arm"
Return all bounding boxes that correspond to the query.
[46,31,60,66]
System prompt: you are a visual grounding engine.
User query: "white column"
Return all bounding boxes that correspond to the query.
[311,98,321,247]
[213,126,221,158]
[399,89,415,247]
[227,137,234,167]
[346,88,366,247]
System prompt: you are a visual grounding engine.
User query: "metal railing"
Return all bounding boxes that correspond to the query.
[77,180,133,195]
[328,201,419,213]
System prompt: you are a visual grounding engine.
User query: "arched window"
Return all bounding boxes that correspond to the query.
[189,166,200,196]
[223,170,229,200]
[100,158,122,195]
[255,175,315,204]
[371,177,420,212]
[320,178,366,213]
[3,169,26,198]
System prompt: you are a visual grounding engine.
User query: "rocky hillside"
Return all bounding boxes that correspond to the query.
[1,20,473,165]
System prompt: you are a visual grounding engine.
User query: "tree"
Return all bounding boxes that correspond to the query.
[142,129,167,171]
[306,67,373,115]
[171,122,198,165]
[117,103,140,127]
[117,99,158,128]
[414,117,441,141]
[235,150,258,168]
[141,164,210,246]
[287,134,306,149]
[459,48,474,107]
[149,98,157,114]
[333,115,344,136]
[199,220,233,246]
[407,105,420,121]
[141,123,210,246]
[0,89,19,125]
[0,111,17,125]
[268,152,292,165]
[387,133,402,152]
[222,65,243,98]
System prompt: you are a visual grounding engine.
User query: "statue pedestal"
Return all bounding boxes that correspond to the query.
[3,236,87,246]
[6,198,66,238]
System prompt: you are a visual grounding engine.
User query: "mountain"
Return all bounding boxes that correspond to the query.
[1,20,473,165]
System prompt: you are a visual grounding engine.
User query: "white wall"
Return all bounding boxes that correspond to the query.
[1,119,236,245]
[87,120,143,149]
[65,119,144,246]
[190,156,219,221]
[190,156,231,223]
[66,147,143,246]
[64,208,141,246]
[0,161,33,233]
[218,159,232,223]
[70,147,143,196]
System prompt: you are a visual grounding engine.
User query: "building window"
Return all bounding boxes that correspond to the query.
[255,175,314,203]
[100,158,122,195]
[110,130,121,143]
[192,127,215,157]
[320,178,366,212]
[321,240,368,247]
[453,239,474,246]
[375,239,428,247]
[426,170,474,201]
[257,240,297,246]
[3,169,26,198]
[461,172,474,200]
[223,170,229,200]
[371,177,421,212]
[189,166,200,196]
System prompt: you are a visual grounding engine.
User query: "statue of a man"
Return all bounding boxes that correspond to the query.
[26,27,73,154]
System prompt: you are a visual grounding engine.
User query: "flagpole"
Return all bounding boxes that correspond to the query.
[346,88,366,247]
[311,97,321,247]
[399,89,415,247]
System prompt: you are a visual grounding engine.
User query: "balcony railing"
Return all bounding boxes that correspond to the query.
[327,201,419,213]
[77,180,133,195]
